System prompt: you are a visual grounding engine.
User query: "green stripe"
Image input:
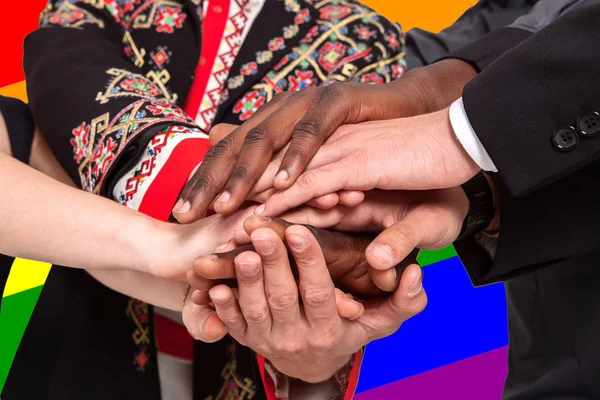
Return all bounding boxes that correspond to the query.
[0,284,45,393]
[417,245,458,266]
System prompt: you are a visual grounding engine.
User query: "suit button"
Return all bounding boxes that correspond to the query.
[577,111,600,137]
[552,126,578,151]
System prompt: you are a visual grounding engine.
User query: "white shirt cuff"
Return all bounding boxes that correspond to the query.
[449,98,498,172]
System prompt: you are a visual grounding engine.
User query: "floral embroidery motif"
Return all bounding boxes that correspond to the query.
[126,298,151,372]
[319,4,352,21]
[288,69,315,91]
[149,46,173,69]
[231,0,407,121]
[359,72,384,84]
[40,1,105,29]
[233,90,266,121]
[70,122,91,163]
[147,99,187,118]
[391,63,404,79]
[268,37,285,51]
[120,76,163,97]
[354,24,375,40]
[96,68,177,104]
[318,41,347,71]
[91,137,118,177]
[255,50,273,64]
[75,98,194,193]
[153,5,187,33]
[385,31,401,49]
[241,62,258,76]
[205,342,257,400]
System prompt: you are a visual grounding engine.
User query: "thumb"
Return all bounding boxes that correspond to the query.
[335,289,364,321]
[357,263,427,340]
[182,299,228,343]
[366,204,458,271]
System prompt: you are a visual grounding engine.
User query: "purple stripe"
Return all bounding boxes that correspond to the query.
[355,346,508,400]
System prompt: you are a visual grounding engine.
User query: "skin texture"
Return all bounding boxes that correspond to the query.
[173,59,477,223]
[183,224,428,383]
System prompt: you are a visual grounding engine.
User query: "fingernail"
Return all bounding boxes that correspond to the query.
[287,233,308,251]
[408,269,423,295]
[255,204,265,215]
[173,199,190,214]
[215,242,229,252]
[173,199,191,214]
[237,261,260,277]
[344,293,354,300]
[209,293,226,304]
[369,245,394,267]
[216,191,231,205]
[253,237,275,254]
[275,170,289,183]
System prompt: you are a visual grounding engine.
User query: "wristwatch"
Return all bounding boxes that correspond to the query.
[456,172,495,241]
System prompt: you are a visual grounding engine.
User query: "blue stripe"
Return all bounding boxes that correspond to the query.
[357,256,508,393]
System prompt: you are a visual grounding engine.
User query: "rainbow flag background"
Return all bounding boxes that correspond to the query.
[0,0,508,397]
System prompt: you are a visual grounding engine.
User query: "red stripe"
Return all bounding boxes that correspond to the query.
[138,138,210,220]
[183,0,231,118]
[256,354,279,400]
[154,313,195,361]
[138,136,210,360]
[343,350,364,400]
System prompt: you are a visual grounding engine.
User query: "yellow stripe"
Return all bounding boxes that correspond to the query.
[2,258,51,298]
[0,81,28,102]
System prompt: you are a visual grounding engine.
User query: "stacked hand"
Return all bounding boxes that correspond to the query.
[172,59,494,384]
[183,217,426,383]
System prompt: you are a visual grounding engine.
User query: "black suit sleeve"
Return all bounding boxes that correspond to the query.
[462,1,600,196]
[405,0,537,70]
[453,2,600,285]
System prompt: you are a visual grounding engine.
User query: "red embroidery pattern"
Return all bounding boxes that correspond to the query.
[117,125,200,205]
[70,122,91,163]
[194,0,250,131]
[40,1,105,29]
[231,0,406,121]
[233,90,266,121]
[205,342,257,400]
[319,4,352,21]
[126,298,151,372]
[154,5,187,34]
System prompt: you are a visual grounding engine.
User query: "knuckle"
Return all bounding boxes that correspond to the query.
[221,313,243,327]
[294,119,321,138]
[273,340,304,357]
[389,224,414,247]
[301,286,333,308]
[267,292,298,312]
[245,126,268,146]
[322,83,347,101]
[297,170,318,189]
[230,165,250,182]
[243,307,270,324]
[209,137,235,158]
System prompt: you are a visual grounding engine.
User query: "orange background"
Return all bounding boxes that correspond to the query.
[0,0,477,101]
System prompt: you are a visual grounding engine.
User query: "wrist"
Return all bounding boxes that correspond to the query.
[403,59,477,113]
[483,172,500,233]
[285,354,352,384]
[129,215,177,278]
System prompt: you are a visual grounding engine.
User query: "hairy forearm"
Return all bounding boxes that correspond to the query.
[0,152,161,272]
[88,269,187,311]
